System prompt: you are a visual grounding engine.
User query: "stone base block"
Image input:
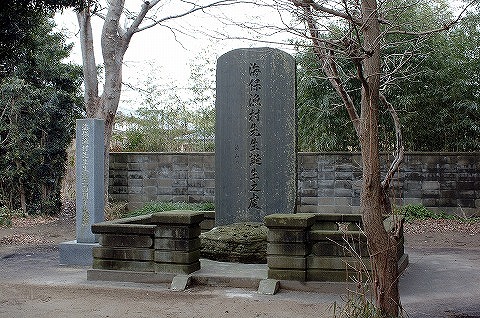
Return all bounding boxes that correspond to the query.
[267,243,309,256]
[154,250,200,263]
[200,219,215,232]
[267,229,307,243]
[59,240,98,266]
[307,255,371,271]
[307,269,354,282]
[155,225,201,239]
[99,234,153,248]
[310,240,368,257]
[87,269,174,284]
[268,269,306,281]
[267,256,306,269]
[258,279,280,295]
[93,247,154,261]
[307,254,409,282]
[155,261,201,274]
[171,274,192,291]
[310,221,339,231]
[155,237,201,251]
[93,259,154,272]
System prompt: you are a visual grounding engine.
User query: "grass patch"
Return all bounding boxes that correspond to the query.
[126,201,214,218]
[397,204,479,223]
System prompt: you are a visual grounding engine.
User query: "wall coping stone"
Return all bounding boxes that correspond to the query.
[92,214,155,235]
[313,214,362,222]
[264,213,316,228]
[92,223,156,235]
[150,210,204,224]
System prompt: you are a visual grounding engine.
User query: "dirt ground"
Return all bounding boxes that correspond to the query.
[1,214,479,318]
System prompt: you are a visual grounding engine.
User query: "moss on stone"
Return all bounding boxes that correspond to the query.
[200,222,267,264]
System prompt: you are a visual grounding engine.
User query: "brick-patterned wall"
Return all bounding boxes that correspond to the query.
[109,153,215,211]
[109,152,479,216]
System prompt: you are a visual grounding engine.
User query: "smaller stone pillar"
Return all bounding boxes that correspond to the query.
[75,118,105,243]
[264,214,315,281]
[59,118,105,265]
[152,211,204,274]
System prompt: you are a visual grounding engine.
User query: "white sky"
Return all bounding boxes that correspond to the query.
[54,1,296,114]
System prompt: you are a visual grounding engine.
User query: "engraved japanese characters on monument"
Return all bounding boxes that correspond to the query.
[215,48,297,225]
[60,118,106,265]
[75,119,105,243]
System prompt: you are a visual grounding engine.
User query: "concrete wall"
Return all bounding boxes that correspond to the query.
[109,152,479,216]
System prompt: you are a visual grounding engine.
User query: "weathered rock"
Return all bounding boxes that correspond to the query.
[200,222,267,264]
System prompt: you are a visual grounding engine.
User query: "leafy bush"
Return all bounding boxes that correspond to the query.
[0,206,24,227]
[0,15,82,216]
[126,201,214,218]
[398,204,459,222]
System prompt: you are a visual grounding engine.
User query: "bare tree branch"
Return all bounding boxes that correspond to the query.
[291,0,362,25]
[134,0,241,33]
[124,0,152,41]
[379,93,404,189]
[386,0,477,36]
[302,6,360,136]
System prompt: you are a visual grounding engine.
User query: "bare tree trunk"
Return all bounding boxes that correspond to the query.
[359,1,399,316]
[15,160,27,215]
[75,0,235,205]
[77,1,127,205]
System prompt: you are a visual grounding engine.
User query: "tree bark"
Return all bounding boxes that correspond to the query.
[77,1,128,204]
[359,1,400,316]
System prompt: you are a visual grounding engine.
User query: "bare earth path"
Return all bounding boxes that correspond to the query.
[1,215,479,318]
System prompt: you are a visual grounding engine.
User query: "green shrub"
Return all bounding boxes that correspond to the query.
[126,201,214,218]
[0,206,24,227]
[398,204,462,222]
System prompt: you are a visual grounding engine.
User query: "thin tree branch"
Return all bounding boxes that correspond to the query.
[302,6,360,136]
[134,0,240,33]
[379,93,404,189]
[291,0,362,25]
[386,0,477,36]
[124,0,152,42]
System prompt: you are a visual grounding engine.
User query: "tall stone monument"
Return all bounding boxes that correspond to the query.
[59,118,105,265]
[215,48,297,226]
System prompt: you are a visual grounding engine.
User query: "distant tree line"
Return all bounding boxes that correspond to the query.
[297,3,480,152]
[112,53,216,153]
[117,3,479,154]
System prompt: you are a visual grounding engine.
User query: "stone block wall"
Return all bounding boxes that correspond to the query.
[264,213,408,282]
[109,153,215,211]
[297,152,479,215]
[109,152,479,216]
[92,211,204,275]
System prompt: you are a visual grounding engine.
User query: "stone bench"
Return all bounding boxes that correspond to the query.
[91,211,204,275]
[265,213,408,282]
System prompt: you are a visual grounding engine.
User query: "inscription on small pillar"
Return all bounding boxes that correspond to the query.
[215,48,297,225]
[76,119,105,243]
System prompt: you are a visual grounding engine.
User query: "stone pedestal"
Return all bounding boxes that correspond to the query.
[151,211,204,274]
[60,119,105,265]
[264,213,408,282]
[265,214,315,281]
